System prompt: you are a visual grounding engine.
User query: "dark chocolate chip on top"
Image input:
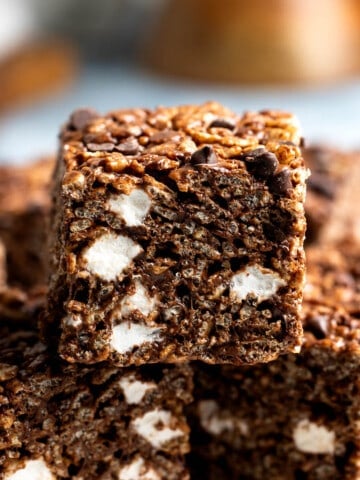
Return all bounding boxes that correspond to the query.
[70,108,100,130]
[242,149,279,179]
[190,146,218,165]
[209,118,236,130]
[267,169,293,196]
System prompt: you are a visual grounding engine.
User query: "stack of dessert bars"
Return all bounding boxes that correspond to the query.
[0,103,358,480]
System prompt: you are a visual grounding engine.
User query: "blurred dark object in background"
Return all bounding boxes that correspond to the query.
[38,0,165,60]
[0,39,77,113]
[145,0,360,85]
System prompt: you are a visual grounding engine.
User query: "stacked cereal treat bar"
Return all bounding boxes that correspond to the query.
[0,326,192,480]
[0,156,192,480]
[304,146,353,243]
[0,158,53,288]
[45,102,307,366]
[0,158,53,325]
[189,242,360,479]
[0,102,311,479]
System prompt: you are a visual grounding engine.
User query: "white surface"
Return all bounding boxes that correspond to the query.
[198,400,248,437]
[133,409,184,448]
[230,265,286,303]
[83,232,142,281]
[5,459,54,480]
[110,322,162,354]
[108,188,151,227]
[293,419,335,455]
[121,280,157,317]
[118,457,160,480]
[119,374,156,404]
[1,63,360,165]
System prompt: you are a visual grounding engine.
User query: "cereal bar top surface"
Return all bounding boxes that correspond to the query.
[61,102,304,182]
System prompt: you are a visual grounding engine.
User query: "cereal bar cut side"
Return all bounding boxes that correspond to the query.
[46,102,307,366]
[0,327,192,480]
[189,244,360,480]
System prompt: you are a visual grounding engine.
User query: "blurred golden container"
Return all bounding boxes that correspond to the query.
[146,0,360,85]
[0,39,77,113]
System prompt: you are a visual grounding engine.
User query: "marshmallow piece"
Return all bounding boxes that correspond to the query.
[119,374,156,404]
[83,233,142,281]
[5,459,54,480]
[108,188,151,227]
[198,400,248,436]
[133,409,184,448]
[230,265,286,303]
[293,419,335,454]
[118,456,160,480]
[63,314,82,327]
[111,323,162,354]
[121,280,157,317]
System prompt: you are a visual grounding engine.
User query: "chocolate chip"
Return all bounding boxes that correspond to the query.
[305,314,329,339]
[115,138,140,155]
[209,118,236,130]
[70,108,99,130]
[243,150,279,178]
[300,137,306,148]
[267,169,293,196]
[87,142,115,152]
[190,146,218,165]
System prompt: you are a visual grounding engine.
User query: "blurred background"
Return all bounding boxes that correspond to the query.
[0,0,360,164]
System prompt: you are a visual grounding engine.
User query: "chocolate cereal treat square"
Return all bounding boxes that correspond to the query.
[189,243,360,480]
[0,158,53,326]
[46,102,307,366]
[0,327,192,480]
[304,146,353,243]
[0,158,54,288]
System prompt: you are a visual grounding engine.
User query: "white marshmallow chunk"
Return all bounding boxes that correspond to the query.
[63,314,82,327]
[108,188,151,227]
[111,323,162,354]
[118,456,160,480]
[230,265,286,303]
[133,409,184,448]
[5,459,54,480]
[121,280,157,317]
[198,400,248,436]
[293,419,335,454]
[83,233,142,281]
[119,374,156,404]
